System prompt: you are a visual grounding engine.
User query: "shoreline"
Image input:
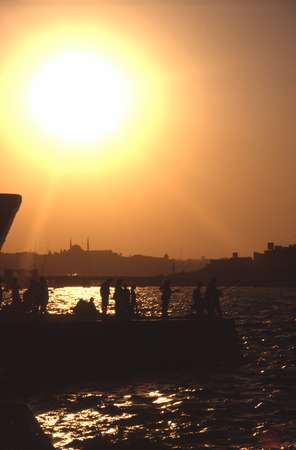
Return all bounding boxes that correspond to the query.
[45,275,296,288]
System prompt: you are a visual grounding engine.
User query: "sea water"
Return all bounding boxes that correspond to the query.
[32,286,296,449]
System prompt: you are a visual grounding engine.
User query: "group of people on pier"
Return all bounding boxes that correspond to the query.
[100,279,137,319]
[98,276,222,320]
[191,277,223,318]
[0,276,49,313]
[160,277,222,319]
[0,274,223,320]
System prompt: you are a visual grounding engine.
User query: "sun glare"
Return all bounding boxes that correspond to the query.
[26,51,133,143]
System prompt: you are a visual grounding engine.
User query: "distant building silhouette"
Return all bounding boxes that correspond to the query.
[171,241,296,285]
[6,240,296,285]
[0,244,205,279]
[253,241,296,283]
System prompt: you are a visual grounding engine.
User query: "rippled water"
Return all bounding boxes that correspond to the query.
[32,287,296,449]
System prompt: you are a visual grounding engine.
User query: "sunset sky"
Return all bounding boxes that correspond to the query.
[1,1,295,258]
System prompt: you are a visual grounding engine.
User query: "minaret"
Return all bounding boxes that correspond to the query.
[69,238,72,250]
[87,237,90,252]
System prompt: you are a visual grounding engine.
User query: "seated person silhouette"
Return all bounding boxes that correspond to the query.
[73,298,99,317]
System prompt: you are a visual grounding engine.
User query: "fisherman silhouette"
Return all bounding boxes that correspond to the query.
[39,276,49,314]
[73,297,98,317]
[123,285,131,320]
[100,279,111,317]
[29,278,40,313]
[23,279,36,313]
[130,285,137,317]
[11,277,21,307]
[205,277,223,318]
[192,282,204,316]
[160,279,174,319]
[114,279,124,318]
[73,299,85,315]
[88,297,98,316]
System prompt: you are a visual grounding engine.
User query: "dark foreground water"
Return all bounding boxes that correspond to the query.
[31,287,296,449]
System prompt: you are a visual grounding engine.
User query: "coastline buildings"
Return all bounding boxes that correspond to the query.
[0,243,205,278]
[191,242,296,285]
[2,241,296,285]
[253,242,296,283]
[204,252,253,284]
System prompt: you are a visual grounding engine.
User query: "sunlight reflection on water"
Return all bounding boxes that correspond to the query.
[47,285,194,318]
[35,286,296,450]
[37,386,196,450]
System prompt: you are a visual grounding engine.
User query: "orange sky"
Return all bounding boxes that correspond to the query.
[1,1,296,258]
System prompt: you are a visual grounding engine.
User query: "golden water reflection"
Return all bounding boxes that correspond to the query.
[36,386,198,449]
[47,286,195,317]
[37,405,136,449]
[34,287,296,449]
[35,379,296,450]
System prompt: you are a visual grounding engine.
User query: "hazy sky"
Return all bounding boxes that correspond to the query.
[1,1,296,258]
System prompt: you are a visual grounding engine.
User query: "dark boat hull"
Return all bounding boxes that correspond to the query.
[0,193,22,250]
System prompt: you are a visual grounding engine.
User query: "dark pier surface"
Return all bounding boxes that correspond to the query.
[0,402,54,450]
[0,315,241,390]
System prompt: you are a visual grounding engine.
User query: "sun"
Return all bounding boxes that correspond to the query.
[26,50,133,144]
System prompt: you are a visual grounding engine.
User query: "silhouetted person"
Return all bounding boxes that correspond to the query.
[23,278,40,312]
[192,282,204,316]
[122,285,131,320]
[100,279,111,317]
[23,279,36,312]
[130,285,137,317]
[73,298,86,315]
[205,277,223,318]
[160,279,173,319]
[28,278,40,312]
[73,298,98,317]
[39,276,49,314]
[11,277,21,307]
[88,297,98,316]
[113,279,124,318]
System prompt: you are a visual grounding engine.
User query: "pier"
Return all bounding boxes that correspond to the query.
[0,315,241,390]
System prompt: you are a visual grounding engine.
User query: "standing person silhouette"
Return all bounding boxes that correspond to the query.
[113,279,124,319]
[11,277,21,307]
[39,276,49,314]
[192,282,204,316]
[205,277,223,318]
[160,279,174,319]
[100,279,111,318]
[130,285,137,317]
[122,285,131,320]
[23,278,36,313]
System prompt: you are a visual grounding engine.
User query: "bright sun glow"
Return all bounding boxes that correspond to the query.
[26,51,133,143]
